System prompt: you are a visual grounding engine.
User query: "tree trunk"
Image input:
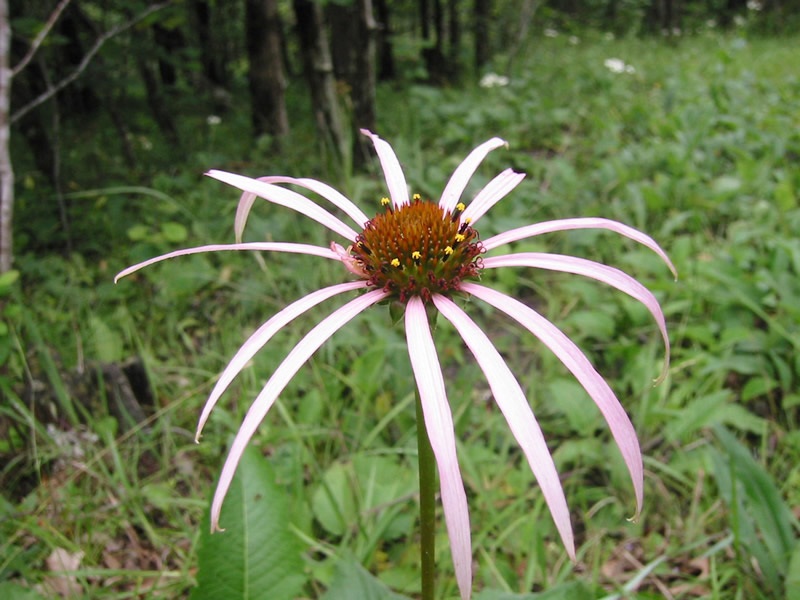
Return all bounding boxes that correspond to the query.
[474,0,490,71]
[0,0,13,272]
[191,0,228,88]
[246,0,289,139]
[374,0,395,80]
[419,0,431,39]
[293,0,346,162]
[448,0,460,70]
[137,57,180,147]
[351,0,377,169]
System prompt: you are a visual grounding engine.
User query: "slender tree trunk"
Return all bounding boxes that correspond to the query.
[351,0,377,169]
[374,0,395,80]
[138,58,180,147]
[192,0,228,88]
[448,0,460,63]
[474,0,490,71]
[293,0,346,162]
[419,0,431,39]
[0,0,13,272]
[246,0,289,139]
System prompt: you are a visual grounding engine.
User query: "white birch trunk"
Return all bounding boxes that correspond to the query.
[0,0,14,272]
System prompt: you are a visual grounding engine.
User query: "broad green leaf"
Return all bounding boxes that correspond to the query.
[191,446,306,600]
[0,582,46,600]
[161,221,189,243]
[88,316,123,363]
[0,269,19,295]
[320,557,411,600]
[312,455,415,538]
[474,580,594,600]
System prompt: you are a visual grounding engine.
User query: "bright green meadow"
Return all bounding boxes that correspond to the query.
[1,33,799,599]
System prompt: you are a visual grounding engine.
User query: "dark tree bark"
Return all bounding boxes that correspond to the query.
[327,2,357,82]
[422,0,451,83]
[419,0,431,39]
[153,23,183,87]
[374,0,395,80]
[448,0,461,68]
[137,57,180,147]
[351,0,377,169]
[474,0,490,70]
[293,0,346,161]
[191,0,229,88]
[246,0,289,140]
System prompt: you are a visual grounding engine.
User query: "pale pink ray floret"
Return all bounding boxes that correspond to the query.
[116,130,675,600]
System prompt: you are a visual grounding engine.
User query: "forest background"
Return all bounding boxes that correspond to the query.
[1,0,799,598]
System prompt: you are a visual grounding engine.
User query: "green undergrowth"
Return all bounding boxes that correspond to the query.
[1,33,799,598]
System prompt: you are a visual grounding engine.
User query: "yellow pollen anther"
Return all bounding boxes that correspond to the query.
[444,246,454,255]
[412,251,422,260]
[412,193,421,201]
[464,217,472,224]
[381,197,391,206]
[454,233,466,243]
[391,258,401,267]
[455,202,466,212]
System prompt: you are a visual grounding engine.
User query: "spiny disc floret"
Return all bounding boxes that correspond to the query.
[351,195,484,302]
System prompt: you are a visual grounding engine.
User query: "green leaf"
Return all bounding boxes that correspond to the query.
[710,426,799,593]
[786,541,800,600]
[88,316,123,363]
[320,557,411,600]
[0,269,19,296]
[473,580,594,600]
[161,221,189,243]
[0,582,47,600]
[190,446,307,600]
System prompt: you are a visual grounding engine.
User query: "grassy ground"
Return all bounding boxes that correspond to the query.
[2,31,799,599]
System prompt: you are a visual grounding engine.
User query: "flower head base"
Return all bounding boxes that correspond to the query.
[351,196,483,302]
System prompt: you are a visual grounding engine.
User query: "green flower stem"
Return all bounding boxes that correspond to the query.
[415,388,436,600]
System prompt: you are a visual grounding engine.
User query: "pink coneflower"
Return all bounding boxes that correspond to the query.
[116,131,675,599]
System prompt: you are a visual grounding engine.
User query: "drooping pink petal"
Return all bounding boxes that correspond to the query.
[405,298,472,600]
[206,170,359,242]
[483,252,670,382]
[114,242,339,283]
[258,175,370,228]
[439,137,508,213]
[360,129,409,208]
[211,288,389,532]
[482,217,678,279]
[460,282,644,519]
[195,280,370,442]
[233,189,258,243]
[331,242,369,277]
[460,168,525,225]
[432,294,576,559]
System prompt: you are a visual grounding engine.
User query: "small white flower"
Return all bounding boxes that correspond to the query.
[734,14,746,26]
[544,28,558,38]
[604,31,616,41]
[479,73,510,88]
[569,35,580,45]
[747,0,762,10]
[207,115,222,126]
[706,19,717,28]
[604,58,635,74]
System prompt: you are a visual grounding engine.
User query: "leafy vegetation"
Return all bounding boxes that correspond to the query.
[2,29,799,599]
